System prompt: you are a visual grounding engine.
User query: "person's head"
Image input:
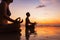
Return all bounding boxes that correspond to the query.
[26,12,30,17]
[2,0,13,4]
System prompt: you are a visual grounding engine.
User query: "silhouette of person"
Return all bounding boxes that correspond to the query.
[0,0,23,31]
[25,12,35,40]
[25,12,37,40]
[0,0,23,40]
[0,0,13,24]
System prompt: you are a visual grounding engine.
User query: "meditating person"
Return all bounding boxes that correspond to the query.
[25,12,36,40]
[0,0,23,40]
[0,0,23,31]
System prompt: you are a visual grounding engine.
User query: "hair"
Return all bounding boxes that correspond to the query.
[2,0,13,3]
[2,0,8,2]
[26,12,30,16]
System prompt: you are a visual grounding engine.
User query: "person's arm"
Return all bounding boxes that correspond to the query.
[28,18,33,24]
[20,19,23,23]
[15,17,23,23]
[2,2,15,22]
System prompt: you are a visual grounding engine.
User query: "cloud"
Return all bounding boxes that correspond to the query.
[40,0,51,4]
[40,0,60,5]
[36,4,45,8]
[36,0,60,8]
[36,0,60,9]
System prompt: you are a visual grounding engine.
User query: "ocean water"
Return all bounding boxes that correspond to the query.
[20,26,60,40]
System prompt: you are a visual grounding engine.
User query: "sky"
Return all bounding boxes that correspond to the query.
[1,0,60,24]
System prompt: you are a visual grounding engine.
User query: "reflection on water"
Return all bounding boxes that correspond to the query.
[21,26,60,40]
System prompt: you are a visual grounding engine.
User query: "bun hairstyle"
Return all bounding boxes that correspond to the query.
[26,12,30,16]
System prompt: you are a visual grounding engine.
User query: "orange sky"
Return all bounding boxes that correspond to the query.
[7,0,60,24]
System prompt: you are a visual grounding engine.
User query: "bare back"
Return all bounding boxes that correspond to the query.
[0,2,8,24]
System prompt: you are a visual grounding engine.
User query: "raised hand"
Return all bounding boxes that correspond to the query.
[20,19,23,23]
[15,17,23,23]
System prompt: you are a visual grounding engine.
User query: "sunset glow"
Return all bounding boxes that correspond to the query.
[8,0,60,24]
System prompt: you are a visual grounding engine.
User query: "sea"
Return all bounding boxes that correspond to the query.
[20,26,60,40]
